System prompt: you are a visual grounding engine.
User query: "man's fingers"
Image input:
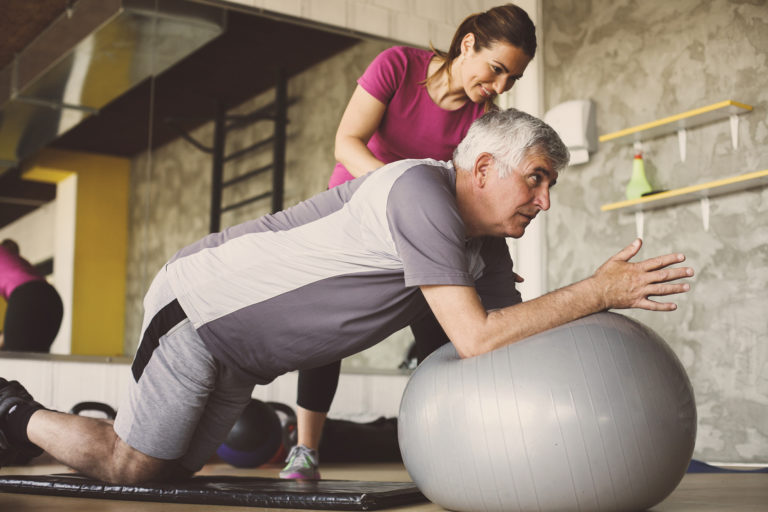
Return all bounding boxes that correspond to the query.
[637,298,679,311]
[648,266,694,284]
[612,238,643,262]
[639,252,687,271]
[646,282,691,297]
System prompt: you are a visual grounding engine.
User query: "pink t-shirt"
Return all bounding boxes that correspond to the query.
[0,245,42,299]
[328,46,486,188]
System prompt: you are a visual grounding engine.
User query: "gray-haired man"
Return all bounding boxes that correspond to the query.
[0,109,692,484]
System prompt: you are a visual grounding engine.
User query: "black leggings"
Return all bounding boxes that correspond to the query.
[296,310,449,412]
[3,280,63,352]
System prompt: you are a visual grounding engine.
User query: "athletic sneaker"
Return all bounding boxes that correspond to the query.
[279,444,320,480]
[0,378,44,466]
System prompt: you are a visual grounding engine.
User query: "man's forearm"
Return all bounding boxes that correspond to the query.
[471,278,604,357]
[422,240,693,359]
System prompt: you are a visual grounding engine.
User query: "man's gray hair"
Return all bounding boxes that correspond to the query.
[453,108,570,177]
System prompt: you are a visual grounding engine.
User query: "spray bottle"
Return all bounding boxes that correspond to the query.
[625,151,653,200]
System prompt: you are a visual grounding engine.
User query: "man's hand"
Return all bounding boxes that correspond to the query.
[590,238,694,311]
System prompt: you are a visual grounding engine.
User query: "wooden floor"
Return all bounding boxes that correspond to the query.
[1,458,766,511]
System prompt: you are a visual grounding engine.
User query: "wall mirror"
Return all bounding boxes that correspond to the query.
[0,0,412,373]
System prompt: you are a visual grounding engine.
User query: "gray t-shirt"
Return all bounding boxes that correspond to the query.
[165,159,521,382]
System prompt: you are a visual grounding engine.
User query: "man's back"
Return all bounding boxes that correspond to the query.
[163,159,518,382]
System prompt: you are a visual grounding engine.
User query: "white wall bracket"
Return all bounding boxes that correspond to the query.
[700,196,710,231]
[730,114,739,149]
[677,128,687,162]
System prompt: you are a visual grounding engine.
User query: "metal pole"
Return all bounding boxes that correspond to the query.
[210,102,226,233]
[271,68,286,213]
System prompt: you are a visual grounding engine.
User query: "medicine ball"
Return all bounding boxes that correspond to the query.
[217,398,283,468]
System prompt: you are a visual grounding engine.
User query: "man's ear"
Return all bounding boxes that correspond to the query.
[472,153,494,188]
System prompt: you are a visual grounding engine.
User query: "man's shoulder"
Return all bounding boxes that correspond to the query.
[380,158,453,190]
[381,159,456,212]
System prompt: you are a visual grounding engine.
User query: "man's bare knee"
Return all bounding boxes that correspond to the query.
[107,438,175,484]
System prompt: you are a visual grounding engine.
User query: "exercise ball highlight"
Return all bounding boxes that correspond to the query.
[217,399,283,468]
[398,312,696,512]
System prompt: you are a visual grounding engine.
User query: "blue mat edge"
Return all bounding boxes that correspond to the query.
[687,459,768,474]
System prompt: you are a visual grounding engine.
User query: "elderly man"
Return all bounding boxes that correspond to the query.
[0,109,692,484]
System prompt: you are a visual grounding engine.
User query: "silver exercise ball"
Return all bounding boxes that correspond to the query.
[398,312,696,512]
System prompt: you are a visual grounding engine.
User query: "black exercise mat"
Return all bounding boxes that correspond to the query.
[0,473,428,510]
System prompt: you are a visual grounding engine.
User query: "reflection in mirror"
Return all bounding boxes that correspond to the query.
[0,2,412,373]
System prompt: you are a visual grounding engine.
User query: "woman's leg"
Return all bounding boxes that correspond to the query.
[3,281,63,352]
[295,361,341,450]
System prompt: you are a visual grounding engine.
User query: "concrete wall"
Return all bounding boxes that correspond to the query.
[542,0,768,463]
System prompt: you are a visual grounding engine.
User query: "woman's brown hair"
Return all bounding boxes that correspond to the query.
[425,3,536,109]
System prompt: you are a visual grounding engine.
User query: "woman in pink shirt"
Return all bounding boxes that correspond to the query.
[281,4,536,479]
[0,239,62,352]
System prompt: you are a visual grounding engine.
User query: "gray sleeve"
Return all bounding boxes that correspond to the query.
[386,166,475,287]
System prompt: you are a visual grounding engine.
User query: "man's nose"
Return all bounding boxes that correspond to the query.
[535,187,551,211]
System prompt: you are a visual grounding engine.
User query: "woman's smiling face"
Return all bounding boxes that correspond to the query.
[459,36,532,103]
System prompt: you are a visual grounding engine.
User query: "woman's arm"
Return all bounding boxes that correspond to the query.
[334,85,388,178]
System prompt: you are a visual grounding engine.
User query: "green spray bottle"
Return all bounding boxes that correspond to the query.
[626,152,653,200]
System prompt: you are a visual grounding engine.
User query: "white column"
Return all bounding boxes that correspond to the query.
[50,174,77,355]
[499,0,546,300]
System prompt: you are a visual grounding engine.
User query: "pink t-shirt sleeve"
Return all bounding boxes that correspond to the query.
[357,46,409,105]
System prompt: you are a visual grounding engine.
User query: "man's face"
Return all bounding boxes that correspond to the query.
[478,153,558,239]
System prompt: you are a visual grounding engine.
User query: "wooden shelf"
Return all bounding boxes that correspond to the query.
[601,169,768,213]
[599,100,752,144]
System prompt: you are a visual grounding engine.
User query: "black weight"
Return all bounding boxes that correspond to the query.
[69,401,117,419]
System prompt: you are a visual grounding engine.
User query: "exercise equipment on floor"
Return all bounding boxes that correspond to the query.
[0,473,427,510]
[320,417,400,463]
[217,398,285,468]
[69,401,117,419]
[217,399,401,468]
[398,312,697,512]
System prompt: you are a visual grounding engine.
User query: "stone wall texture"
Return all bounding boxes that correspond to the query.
[542,0,768,463]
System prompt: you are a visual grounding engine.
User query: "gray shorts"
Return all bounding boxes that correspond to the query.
[114,270,256,471]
